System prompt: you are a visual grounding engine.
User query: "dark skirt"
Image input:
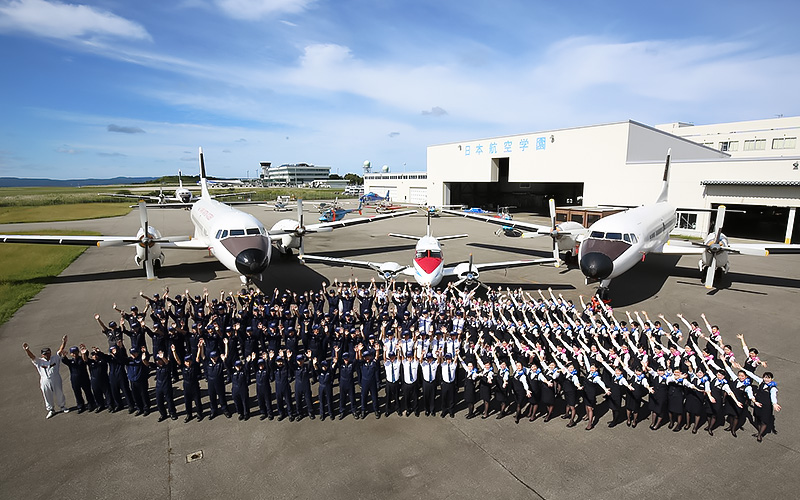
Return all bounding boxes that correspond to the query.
[464,379,477,404]
[649,385,668,415]
[667,385,684,414]
[479,382,493,403]
[540,383,555,406]
[684,389,704,415]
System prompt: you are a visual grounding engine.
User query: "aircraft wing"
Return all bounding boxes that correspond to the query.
[304,209,416,232]
[0,234,194,247]
[437,233,469,241]
[658,240,706,255]
[100,193,162,202]
[471,258,557,272]
[137,203,193,208]
[441,209,550,233]
[732,243,800,256]
[160,239,210,249]
[210,191,256,200]
[299,254,382,271]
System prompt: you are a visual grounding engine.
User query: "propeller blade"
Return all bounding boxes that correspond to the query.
[145,256,155,280]
[520,231,545,239]
[138,201,148,233]
[552,239,561,268]
[714,205,726,243]
[704,257,716,289]
[548,198,556,230]
[297,199,304,229]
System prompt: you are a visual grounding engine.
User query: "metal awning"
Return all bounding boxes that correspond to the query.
[701,180,800,186]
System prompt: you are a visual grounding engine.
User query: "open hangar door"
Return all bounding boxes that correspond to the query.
[711,203,799,243]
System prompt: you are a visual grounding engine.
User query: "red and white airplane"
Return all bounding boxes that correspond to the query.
[300,213,555,287]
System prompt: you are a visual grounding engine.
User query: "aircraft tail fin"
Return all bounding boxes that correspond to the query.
[656,148,671,204]
[198,147,210,199]
[178,170,183,189]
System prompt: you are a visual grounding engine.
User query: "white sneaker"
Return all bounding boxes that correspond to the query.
[61,407,69,413]
[46,410,55,419]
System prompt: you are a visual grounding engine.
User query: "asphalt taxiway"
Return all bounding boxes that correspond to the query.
[1,206,798,499]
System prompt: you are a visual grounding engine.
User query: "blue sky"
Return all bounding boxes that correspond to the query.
[0,0,798,179]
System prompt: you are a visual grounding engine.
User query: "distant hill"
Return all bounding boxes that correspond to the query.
[0,176,157,187]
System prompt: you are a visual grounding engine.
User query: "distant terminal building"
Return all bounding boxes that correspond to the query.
[365,116,799,242]
[259,161,331,185]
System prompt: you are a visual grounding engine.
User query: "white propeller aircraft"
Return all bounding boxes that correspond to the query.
[99,170,250,205]
[443,198,588,266]
[576,149,800,299]
[268,200,416,257]
[300,213,556,287]
[1,148,274,283]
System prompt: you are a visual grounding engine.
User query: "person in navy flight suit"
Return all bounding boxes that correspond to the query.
[356,346,380,419]
[61,344,96,413]
[333,348,358,419]
[143,351,178,422]
[199,338,232,419]
[172,344,203,422]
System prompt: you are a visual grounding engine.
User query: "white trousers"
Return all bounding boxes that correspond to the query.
[40,377,66,411]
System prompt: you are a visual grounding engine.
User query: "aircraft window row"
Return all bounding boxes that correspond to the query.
[590,231,638,243]
[648,223,669,241]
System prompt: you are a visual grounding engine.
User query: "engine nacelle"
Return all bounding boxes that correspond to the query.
[270,219,301,253]
[378,262,405,280]
[700,232,730,270]
[134,226,165,269]
[452,262,480,283]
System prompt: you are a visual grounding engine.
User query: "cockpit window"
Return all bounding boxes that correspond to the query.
[630,234,638,243]
[623,234,631,242]
[415,250,441,259]
[246,228,260,235]
[216,230,223,239]
[590,231,604,238]
[221,230,228,238]
[607,232,622,240]
[230,229,245,236]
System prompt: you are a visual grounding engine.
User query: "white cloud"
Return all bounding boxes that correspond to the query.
[0,0,151,41]
[213,0,313,20]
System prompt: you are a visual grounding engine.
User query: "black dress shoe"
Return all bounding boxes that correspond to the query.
[158,415,168,422]
[260,415,267,421]
[278,415,285,421]
[128,407,135,414]
[338,414,344,420]
[197,414,204,421]
[185,416,193,423]
[135,410,143,416]
[238,414,244,421]
[268,415,274,421]
[77,407,86,414]
[309,414,316,420]
[224,412,232,419]
[376,412,380,419]
[209,413,217,420]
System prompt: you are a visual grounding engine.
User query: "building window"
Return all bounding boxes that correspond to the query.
[772,137,797,150]
[719,141,738,151]
[743,139,766,151]
[677,213,697,230]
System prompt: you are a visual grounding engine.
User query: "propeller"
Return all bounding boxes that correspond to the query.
[688,205,726,289]
[297,199,305,256]
[547,199,561,267]
[137,201,156,280]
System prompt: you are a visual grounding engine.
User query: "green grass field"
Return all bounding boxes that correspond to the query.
[0,203,132,224]
[0,230,98,326]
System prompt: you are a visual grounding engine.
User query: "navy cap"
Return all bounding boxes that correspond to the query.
[445,353,453,360]
[129,347,138,353]
[426,353,434,359]
[234,360,243,367]
[69,346,79,354]
[342,352,350,359]
[246,326,252,331]
[41,348,51,354]
[389,351,397,357]
[153,293,159,298]
[108,321,117,328]
[131,306,138,311]
[109,347,116,353]
[362,349,371,356]
[257,358,266,365]
[321,360,329,367]
[184,355,193,362]
[296,354,304,361]
[209,350,219,357]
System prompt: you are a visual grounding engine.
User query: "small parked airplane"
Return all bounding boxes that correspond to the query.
[300,213,555,287]
[100,170,251,205]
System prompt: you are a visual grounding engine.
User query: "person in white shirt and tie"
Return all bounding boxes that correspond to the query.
[23,335,70,419]
[440,353,458,418]
[400,350,420,417]
[383,351,402,417]
[420,352,439,416]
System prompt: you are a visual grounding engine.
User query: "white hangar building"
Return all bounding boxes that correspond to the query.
[365,116,800,242]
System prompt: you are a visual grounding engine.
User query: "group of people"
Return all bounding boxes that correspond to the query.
[23,279,781,443]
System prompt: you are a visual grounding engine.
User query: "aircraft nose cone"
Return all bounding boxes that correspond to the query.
[235,248,268,275]
[580,252,613,280]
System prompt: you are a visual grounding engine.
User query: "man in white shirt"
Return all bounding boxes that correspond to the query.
[23,335,70,419]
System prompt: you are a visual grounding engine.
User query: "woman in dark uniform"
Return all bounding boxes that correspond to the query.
[493,356,511,419]
[459,357,479,419]
[647,366,669,430]
[537,359,558,422]
[723,358,752,437]
[477,357,494,419]
[685,369,709,433]
[666,368,692,432]
[600,359,632,428]
[526,360,542,422]
[580,362,609,431]
[623,363,650,428]
[741,366,781,443]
